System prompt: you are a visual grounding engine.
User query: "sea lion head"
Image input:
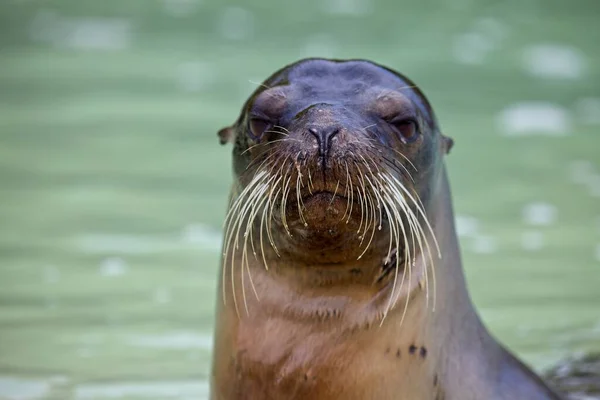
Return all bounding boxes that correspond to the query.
[219,59,453,308]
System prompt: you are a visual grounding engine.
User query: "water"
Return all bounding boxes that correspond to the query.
[0,0,599,399]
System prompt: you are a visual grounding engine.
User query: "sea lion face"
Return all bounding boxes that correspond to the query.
[220,59,451,267]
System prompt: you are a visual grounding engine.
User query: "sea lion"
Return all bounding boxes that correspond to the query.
[210,58,564,399]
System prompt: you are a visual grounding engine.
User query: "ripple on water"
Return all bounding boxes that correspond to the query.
[522,44,586,80]
[182,224,222,251]
[575,97,600,126]
[217,7,254,41]
[497,102,572,136]
[471,234,497,254]
[124,332,213,350]
[0,376,50,400]
[29,10,132,50]
[302,34,338,59]
[569,160,595,185]
[75,380,209,399]
[521,230,545,252]
[175,61,216,93]
[454,214,480,238]
[162,0,202,17]
[522,202,558,226]
[99,257,128,277]
[320,0,373,15]
[452,31,494,65]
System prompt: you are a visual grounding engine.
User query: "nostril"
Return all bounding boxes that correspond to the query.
[308,126,340,160]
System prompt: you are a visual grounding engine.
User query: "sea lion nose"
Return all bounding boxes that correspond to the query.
[308,126,340,159]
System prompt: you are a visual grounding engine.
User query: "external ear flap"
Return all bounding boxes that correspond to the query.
[218,126,235,145]
[442,135,454,154]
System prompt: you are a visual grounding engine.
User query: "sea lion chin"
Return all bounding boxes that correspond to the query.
[210,58,564,400]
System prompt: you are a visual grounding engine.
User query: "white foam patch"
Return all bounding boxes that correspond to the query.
[175,61,215,92]
[29,11,132,51]
[162,0,202,17]
[75,380,209,399]
[569,160,595,185]
[497,102,572,136]
[99,257,128,277]
[182,224,222,251]
[0,377,51,400]
[217,7,254,41]
[321,0,373,15]
[522,202,557,226]
[452,32,494,65]
[303,34,338,58]
[124,332,213,350]
[454,215,480,238]
[522,44,586,79]
[575,97,600,125]
[472,235,497,254]
[521,231,544,251]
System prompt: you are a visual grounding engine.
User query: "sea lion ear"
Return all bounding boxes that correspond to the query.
[218,126,235,145]
[442,135,454,155]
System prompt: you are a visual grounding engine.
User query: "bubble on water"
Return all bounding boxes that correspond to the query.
[182,224,222,251]
[99,257,127,277]
[522,202,557,226]
[472,234,497,254]
[454,215,479,238]
[521,230,544,251]
[522,44,586,80]
[217,7,254,41]
[497,102,572,136]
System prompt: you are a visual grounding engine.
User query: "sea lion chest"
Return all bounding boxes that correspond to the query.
[212,313,438,400]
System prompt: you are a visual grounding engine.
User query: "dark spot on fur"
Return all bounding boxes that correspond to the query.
[350,268,361,275]
[420,347,427,358]
[409,344,417,354]
[385,347,390,354]
[396,349,401,358]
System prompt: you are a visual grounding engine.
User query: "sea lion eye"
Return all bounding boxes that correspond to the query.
[248,118,272,140]
[391,119,419,143]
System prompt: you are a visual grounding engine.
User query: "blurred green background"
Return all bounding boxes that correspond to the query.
[0,0,599,399]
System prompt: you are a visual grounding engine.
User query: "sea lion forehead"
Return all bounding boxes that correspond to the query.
[254,59,434,124]
[286,59,409,88]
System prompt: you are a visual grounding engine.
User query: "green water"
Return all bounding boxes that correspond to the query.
[0,0,599,398]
